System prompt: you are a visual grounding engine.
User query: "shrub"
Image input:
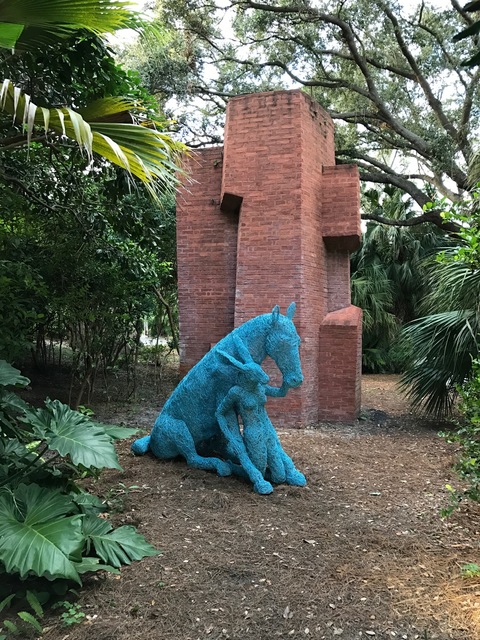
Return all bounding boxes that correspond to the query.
[0,359,159,631]
[441,358,480,508]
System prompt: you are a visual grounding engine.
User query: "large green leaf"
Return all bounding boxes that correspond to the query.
[0,361,30,388]
[74,557,120,575]
[0,83,183,198]
[0,438,29,460]
[25,400,122,470]
[0,23,24,48]
[83,516,160,568]
[400,310,480,415]
[0,390,29,414]
[0,0,139,49]
[99,424,138,440]
[0,484,84,583]
[72,491,106,515]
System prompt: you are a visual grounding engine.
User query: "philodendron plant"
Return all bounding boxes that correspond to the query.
[0,359,159,589]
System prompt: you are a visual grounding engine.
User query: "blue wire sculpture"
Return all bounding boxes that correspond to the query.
[131,303,306,494]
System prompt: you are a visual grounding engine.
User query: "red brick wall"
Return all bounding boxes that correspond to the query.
[176,148,238,373]
[318,307,362,420]
[176,90,362,423]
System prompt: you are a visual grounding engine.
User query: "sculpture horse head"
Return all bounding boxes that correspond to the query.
[265,302,303,388]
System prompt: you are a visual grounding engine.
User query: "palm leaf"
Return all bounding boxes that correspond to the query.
[0,483,84,583]
[0,0,140,50]
[0,23,24,48]
[400,310,480,415]
[24,399,122,470]
[82,515,160,568]
[0,82,183,197]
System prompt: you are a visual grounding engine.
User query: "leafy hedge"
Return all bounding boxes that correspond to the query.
[0,359,158,632]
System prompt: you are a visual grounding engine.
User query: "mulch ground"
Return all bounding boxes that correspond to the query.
[29,370,480,639]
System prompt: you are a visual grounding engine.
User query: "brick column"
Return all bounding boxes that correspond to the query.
[176,148,238,374]
[176,89,362,423]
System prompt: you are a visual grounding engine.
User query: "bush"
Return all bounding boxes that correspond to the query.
[441,358,480,507]
[0,359,159,632]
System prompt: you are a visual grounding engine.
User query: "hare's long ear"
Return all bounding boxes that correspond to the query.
[218,349,244,370]
[271,305,280,325]
[286,302,296,320]
[233,334,253,363]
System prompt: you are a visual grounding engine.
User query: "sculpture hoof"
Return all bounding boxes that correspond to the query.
[216,460,232,477]
[131,436,150,455]
[268,470,287,484]
[253,479,274,495]
[286,470,307,487]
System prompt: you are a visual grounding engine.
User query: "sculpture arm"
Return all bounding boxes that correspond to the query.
[216,389,242,439]
[265,381,290,398]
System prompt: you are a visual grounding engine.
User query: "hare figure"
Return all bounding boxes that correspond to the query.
[215,337,306,495]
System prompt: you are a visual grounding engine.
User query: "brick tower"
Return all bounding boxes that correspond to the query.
[176,89,362,425]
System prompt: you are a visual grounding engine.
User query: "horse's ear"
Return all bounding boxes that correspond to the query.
[271,305,280,325]
[218,349,243,369]
[286,302,296,320]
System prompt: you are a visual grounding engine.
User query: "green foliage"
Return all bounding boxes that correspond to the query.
[54,601,85,626]
[0,1,184,198]
[461,562,480,577]
[0,359,159,613]
[0,2,181,391]
[0,588,47,637]
[351,187,449,373]
[0,0,141,50]
[82,516,159,567]
[453,0,480,66]
[441,358,480,505]
[0,130,177,400]
[156,0,476,230]
[0,261,47,363]
[400,191,480,414]
[401,307,479,415]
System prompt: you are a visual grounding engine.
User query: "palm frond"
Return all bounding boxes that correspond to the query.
[400,310,480,415]
[0,0,140,49]
[421,259,480,313]
[0,81,185,197]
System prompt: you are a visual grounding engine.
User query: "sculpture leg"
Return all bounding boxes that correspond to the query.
[279,449,306,486]
[131,435,151,455]
[244,428,268,476]
[217,414,273,495]
[265,440,287,484]
[151,417,231,477]
[227,440,273,495]
[265,424,306,487]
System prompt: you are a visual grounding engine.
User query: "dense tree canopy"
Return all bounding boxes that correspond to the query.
[0,2,180,400]
[0,0,184,197]
[142,0,480,230]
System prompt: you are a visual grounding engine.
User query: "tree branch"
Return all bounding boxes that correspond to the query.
[362,209,459,232]
[380,1,462,147]
[0,171,63,211]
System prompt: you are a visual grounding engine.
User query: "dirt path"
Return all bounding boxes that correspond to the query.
[44,375,480,640]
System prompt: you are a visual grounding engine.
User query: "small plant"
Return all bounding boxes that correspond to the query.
[0,590,44,637]
[440,358,480,511]
[77,405,95,418]
[54,601,86,626]
[461,563,480,578]
[104,482,142,514]
[440,484,461,518]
